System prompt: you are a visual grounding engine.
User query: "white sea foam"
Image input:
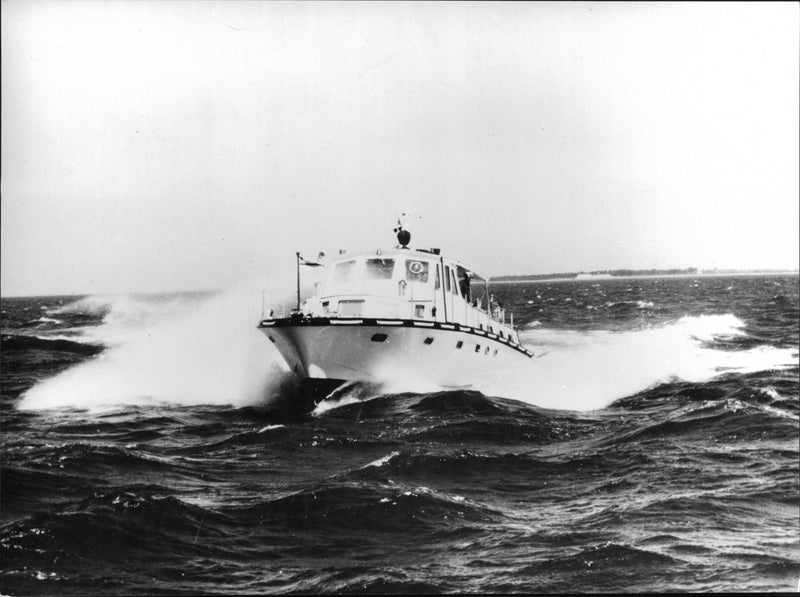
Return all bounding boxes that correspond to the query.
[43,294,197,347]
[47,295,117,317]
[759,386,782,401]
[363,451,400,468]
[19,281,293,411]
[25,332,98,344]
[310,395,364,415]
[472,314,797,412]
[371,365,443,395]
[31,316,64,325]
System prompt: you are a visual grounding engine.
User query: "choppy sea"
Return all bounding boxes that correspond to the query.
[1,274,798,594]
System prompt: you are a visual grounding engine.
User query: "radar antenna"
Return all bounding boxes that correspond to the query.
[393,212,412,248]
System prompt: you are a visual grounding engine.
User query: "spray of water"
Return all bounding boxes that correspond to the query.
[474,314,798,411]
[19,280,294,411]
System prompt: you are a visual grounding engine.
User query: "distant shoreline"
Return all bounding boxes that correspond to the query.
[490,271,800,284]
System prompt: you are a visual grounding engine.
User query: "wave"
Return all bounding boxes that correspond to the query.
[1,333,104,355]
[349,449,618,487]
[612,398,796,444]
[312,388,529,420]
[603,300,655,310]
[521,542,681,574]
[226,482,499,530]
[1,490,226,564]
[1,479,495,593]
[21,316,65,328]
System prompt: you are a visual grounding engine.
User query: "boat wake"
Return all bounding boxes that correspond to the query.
[476,314,797,411]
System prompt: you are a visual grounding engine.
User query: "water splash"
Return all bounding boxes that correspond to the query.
[474,314,797,411]
[19,282,292,411]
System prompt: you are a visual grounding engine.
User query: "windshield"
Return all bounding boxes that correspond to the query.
[364,258,395,280]
[332,260,356,284]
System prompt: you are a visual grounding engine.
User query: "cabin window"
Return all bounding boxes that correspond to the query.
[405,260,429,283]
[450,270,459,295]
[365,258,395,280]
[435,265,441,289]
[339,300,363,317]
[444,266,451,292]
[332,260,356,284]
[415,304,425,318]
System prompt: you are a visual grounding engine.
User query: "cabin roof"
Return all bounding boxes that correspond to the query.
[325,247,488,281]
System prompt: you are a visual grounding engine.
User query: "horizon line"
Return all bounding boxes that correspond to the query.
[2,269,799,299]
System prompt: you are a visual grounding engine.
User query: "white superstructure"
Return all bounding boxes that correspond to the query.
[258,227,532,409]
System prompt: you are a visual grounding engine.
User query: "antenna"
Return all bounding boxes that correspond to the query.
[393,209,423,248]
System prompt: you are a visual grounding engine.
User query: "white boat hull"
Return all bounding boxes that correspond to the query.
[259,316,533,403]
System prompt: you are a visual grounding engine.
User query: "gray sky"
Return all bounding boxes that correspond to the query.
[2,1,798,297]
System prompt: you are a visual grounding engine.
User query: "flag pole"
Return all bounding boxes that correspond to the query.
[295,252,301,311]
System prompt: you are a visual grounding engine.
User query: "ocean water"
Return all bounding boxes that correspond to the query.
[1,275,798,594]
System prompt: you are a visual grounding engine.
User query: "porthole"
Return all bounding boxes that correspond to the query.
[371,333,388,342]
[424,337,434,345]
[456,341,463,349]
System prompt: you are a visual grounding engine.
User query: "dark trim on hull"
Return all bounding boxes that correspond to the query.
[259,316,534,358]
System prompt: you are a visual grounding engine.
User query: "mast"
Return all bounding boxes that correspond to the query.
[295,252,301,311]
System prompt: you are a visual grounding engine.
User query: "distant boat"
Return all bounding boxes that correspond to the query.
[259,220,533,411]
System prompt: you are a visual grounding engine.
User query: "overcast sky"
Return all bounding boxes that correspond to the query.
[2,1,798,297]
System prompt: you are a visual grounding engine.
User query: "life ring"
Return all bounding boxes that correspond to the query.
[408,261,424,274]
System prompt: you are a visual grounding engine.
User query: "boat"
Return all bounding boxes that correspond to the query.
[258,218,534,411]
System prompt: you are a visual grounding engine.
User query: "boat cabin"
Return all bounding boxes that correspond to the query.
[300,248,520,343]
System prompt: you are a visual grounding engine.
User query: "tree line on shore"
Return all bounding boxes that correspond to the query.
[492,268,699,281]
